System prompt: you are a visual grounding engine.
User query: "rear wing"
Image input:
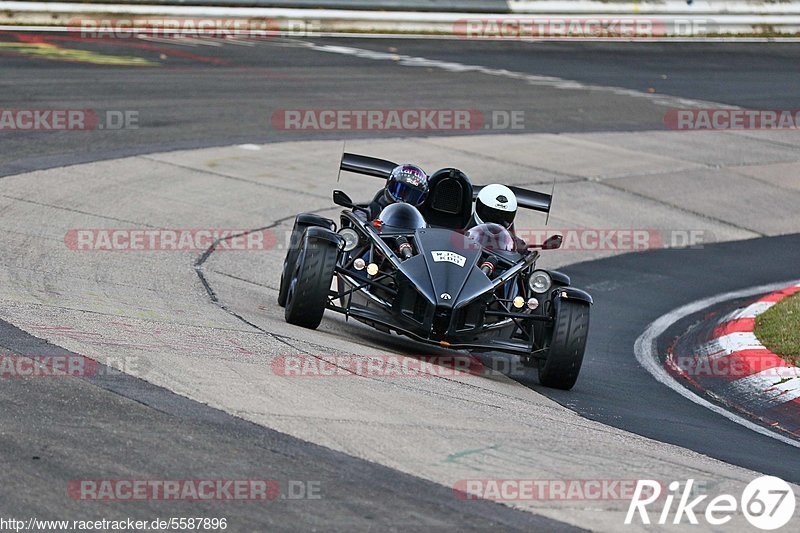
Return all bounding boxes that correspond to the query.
[340,153,397,179]
[340,152,552,214]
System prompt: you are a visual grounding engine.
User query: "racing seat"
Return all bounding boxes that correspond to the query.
[420,168,473,230]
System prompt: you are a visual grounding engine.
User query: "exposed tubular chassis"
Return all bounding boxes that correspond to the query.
[279,153,593,389]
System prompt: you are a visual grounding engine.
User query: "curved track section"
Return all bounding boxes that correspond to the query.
[637,281,800,447]
[548,237,800,477]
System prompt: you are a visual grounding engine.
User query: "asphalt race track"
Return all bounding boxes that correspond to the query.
[3,34,800,175]
[1,33,799,531]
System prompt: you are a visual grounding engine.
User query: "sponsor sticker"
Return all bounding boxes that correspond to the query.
[431,251,467,267]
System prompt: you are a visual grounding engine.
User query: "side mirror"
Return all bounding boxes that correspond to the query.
[333,189,355,208]
[333,190,370,215]
[528,234,563,251]
[542,234,563,250]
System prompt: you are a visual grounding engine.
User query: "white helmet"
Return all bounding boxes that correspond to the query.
[475,184,517,228]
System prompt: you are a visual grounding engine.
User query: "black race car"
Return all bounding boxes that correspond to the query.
[277,153,592,390]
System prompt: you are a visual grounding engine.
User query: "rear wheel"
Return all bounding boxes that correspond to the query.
[538,298,590,390]
[284,232,338,329]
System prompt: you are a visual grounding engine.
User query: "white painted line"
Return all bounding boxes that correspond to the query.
[297,41,738,110]
[222,38,257,47]
[176,37,224,47]
[634,279,800,449]
[136,35,197,47]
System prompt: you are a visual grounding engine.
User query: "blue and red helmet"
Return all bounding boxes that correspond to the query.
[385,164,429,206]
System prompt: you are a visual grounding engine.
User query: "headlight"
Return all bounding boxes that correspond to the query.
[338,228,360,252]
[528,270,552,294]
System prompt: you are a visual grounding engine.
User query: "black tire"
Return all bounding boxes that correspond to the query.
[538,298,590,390]
[284,232,338,329]
[278,217,332,307]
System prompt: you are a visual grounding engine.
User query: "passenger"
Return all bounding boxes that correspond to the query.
[468,184,526,250]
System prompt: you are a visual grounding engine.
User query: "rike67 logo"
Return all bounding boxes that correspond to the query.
[626,477,796,530]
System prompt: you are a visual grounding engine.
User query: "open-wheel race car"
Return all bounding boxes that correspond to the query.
[278,153,592,390]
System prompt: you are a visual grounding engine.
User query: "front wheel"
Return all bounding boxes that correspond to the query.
[284,231,338,329]
[538,298,590,390]
[278,216,332,307]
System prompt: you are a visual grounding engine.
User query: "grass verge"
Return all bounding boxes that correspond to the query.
[754,293,800,366]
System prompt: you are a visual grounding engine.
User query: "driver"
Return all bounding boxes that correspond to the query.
[367,164,429,220]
